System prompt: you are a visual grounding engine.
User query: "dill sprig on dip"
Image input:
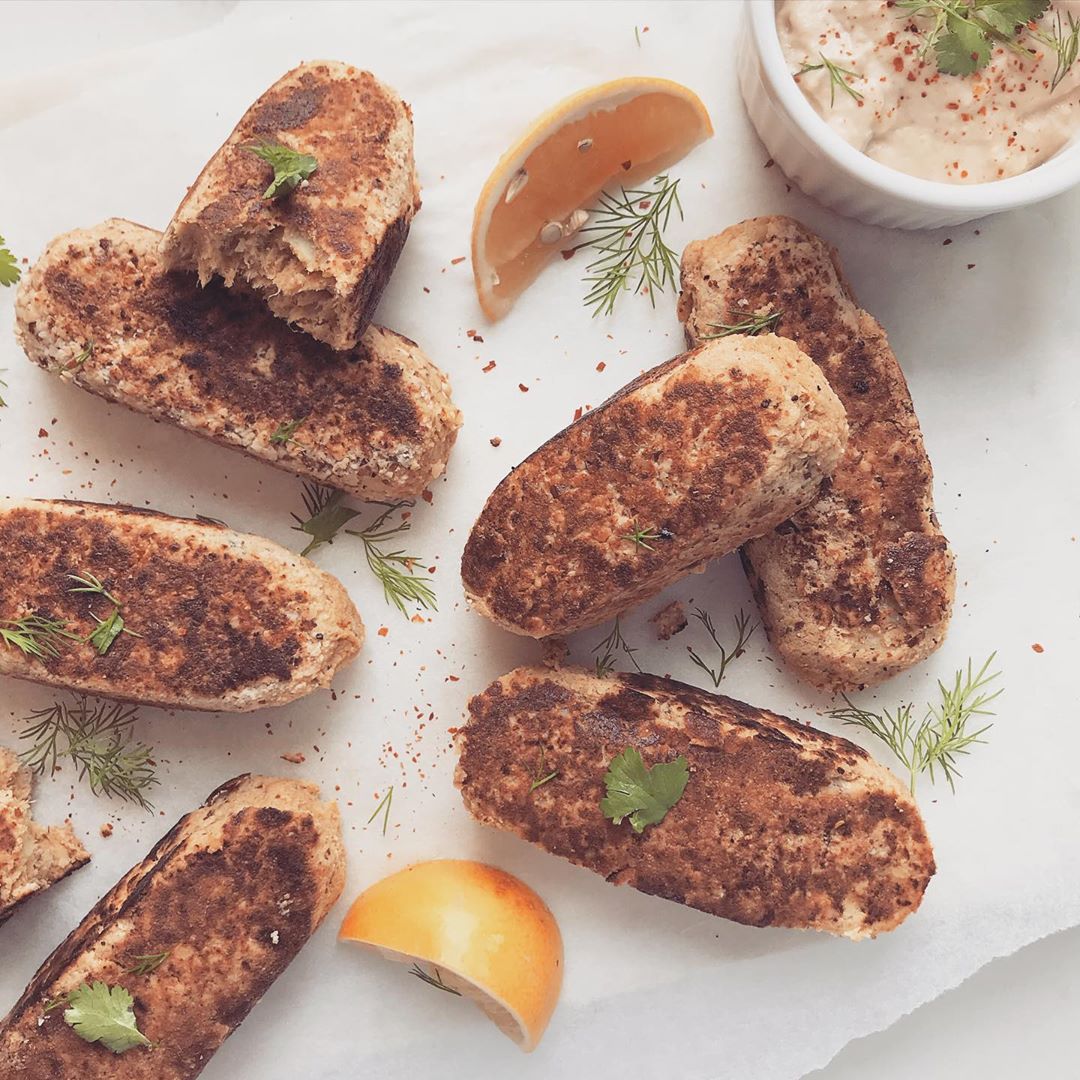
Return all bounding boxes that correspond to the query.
[573,174,683,317]
[828,654,1001,793]
[686,607,757,688]
[18,696,159,808]
[797,53,865,106]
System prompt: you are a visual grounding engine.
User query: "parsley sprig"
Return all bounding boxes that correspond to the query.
[62,981,151,1054]
[0,234,19,286]
[292,484,437,615]
[572,174,683,317]
[19,697,158,808]
[245,139,318,200]
[828,654,1001,793]
[601,747,689,834]
[898,0,1053,77]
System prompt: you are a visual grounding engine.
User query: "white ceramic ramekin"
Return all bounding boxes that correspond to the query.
[739,0,1080,229]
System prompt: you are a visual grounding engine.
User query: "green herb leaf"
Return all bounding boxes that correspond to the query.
[0,370,7,408]
[19,697,158,808]
[366,785,394,836]
[270,418,305,446]
[0,615,78,661]
[702,308,782,340]
[409,964,462,996]
[797,53,865,106]
[936,11,993,74]
[245,140,318,200]
[63,981,151,1054]
[126,951,171,977]
[576,174,683,317]
[827,654,1000,793]
[291,483,363,558]
[591,615,641,678]
[529,747,559,792]
[0,234,20,287]
[68,341,94,370]
[600,747,689,834]
[686,607,757,689]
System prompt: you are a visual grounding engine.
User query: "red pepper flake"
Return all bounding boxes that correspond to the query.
[473,334,484,343]
[943,238,952,245]
[450,256,466,265]
[1032,643,1045,653]
[573,406,583,421]
[377,626,389,637]
[100,822,113,838]
[893,56,904,72]
[596,361,606,372]
[490,436,502,447]
[37,428,48,438]
[411,614,425,624]
[447,675,460,682]
[764,158,775,169]
[421,488,433,504]
[518,383,529,392]
[621,159,632,171]
[561,247,577,261]
[280,752,306,765]
[967,263,975,269]
[423,286,430,294]
[482,360,496,372]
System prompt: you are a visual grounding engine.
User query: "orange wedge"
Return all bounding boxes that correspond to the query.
[339,859,563,1052]
[472,76,713,320]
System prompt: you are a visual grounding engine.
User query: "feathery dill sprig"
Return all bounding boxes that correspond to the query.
[827,654,1001,793]
[18,697,158,808]
[575,174,683,317]
[592,615,642,678]
[686,607,757,688]
[797,53,865,105]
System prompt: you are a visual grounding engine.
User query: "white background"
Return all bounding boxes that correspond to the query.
[1,3,1078,1078]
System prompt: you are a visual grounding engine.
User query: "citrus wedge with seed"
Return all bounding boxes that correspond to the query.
[472,76,713,320]
[339,859,563,1052]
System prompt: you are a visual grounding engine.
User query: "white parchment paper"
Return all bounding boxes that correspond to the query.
[1,3,1078,1078]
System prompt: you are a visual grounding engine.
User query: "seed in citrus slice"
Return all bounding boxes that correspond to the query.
[472,76,713,320]
[339,859,563,1052]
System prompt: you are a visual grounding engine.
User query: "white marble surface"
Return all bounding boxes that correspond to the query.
[2,3,1077,1078]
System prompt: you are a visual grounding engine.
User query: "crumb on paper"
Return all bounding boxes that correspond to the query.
[280,752,306,765]
[100,822,113,838]
[540,636,570,669]
[270,929,280,945]
[1032,643,1045,653]
[450,256,465,265]
[519,383,530,393]
[650,600,688,641]
[482,360,496,373]
[490,436,502,447]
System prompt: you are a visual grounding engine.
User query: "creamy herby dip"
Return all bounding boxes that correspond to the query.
[776,0,1080,183]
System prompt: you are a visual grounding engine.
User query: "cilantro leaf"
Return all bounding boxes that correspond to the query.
[0,234,20,287]
[244,140,317,200]
[976,0,1049,36]
[600,747,689,834]
[937,10,993,74]
[63,981,151,1054]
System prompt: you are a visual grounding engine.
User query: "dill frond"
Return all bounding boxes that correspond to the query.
[686,607,757,688]
[828,654,1001,793]
[18,697,158,808]
[591,615,642,677]
[576,174,683,317]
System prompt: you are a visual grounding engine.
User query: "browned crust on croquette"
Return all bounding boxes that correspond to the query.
[0,775,344,1078]
[461,334,848,637]
[679,216,955,691]
[456,665,935,940]
[15,220,460,501]
[161,62,420,350]
[0,499,363,711]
